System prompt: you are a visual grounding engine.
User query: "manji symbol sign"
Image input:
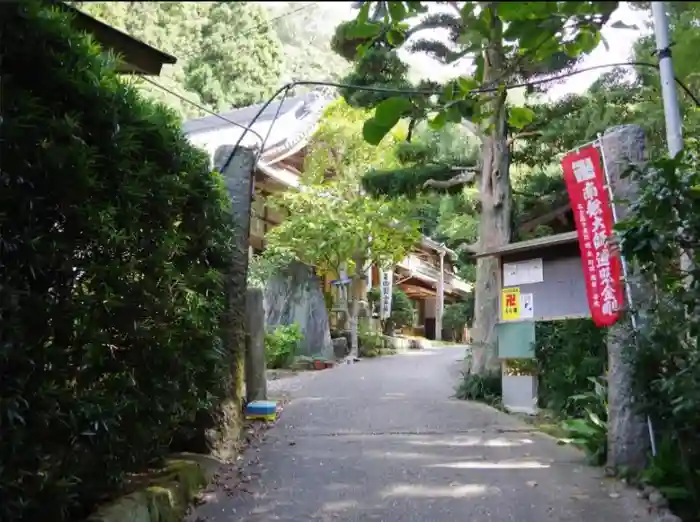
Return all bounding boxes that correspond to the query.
[501,287,521,321]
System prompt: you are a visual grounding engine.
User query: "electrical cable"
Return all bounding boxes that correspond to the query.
[139,76,266,146]
[259,2,318,32]
[134,1,321,145]
[216,60,700,183]
[177,3,319,62]
[143,58,700,159]
[145,58,698,219]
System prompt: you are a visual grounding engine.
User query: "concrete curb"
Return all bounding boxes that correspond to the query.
[87,453,222,522]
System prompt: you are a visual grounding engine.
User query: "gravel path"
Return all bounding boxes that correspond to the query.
[187,346,655,522]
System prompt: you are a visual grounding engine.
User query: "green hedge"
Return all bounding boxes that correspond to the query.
[0,2,234,520]
[535,319,607,418]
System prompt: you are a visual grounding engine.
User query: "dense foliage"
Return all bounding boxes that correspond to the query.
[0,3,234,520]
[265,323,304,369]
[75,2,352,118]
[442,298,475,342]
[535,320,608,418]
[367,287,415,333]
[335,1,616,375]
[559,377,609,465]
[266,2,351,92]
[261,100,421,357]
[76,1,282,116]
[618,145,700,519]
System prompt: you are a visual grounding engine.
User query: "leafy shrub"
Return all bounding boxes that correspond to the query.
[454,349,501,403]
[359,329,386,357]
[535,319,607,417]
[443,297,474,341]
[617,145,700,519]
[455,371,502,404]
[503,358,538,376]
[455,373,502,403]
[0,3,233,520]
[367,287,414,333]
[265,324,303,369]
[558,377,608,465]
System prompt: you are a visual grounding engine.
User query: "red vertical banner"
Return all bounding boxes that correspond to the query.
[561,145,624,328]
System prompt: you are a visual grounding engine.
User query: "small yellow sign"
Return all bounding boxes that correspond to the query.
[502,287,521,321]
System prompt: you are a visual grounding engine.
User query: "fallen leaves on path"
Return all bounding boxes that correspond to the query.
[186,398,290,521]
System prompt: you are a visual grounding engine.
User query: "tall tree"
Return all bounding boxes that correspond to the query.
[367,121,482,281]
[263,2,353,93]
[75,2,283,116]
[334,1,618,374]
[262,101,421,358]
[183,2,282,110]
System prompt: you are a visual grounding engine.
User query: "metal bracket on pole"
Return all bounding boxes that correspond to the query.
[652,1,684,157]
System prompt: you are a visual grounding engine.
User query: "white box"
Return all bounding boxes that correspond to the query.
[502,374,538,415]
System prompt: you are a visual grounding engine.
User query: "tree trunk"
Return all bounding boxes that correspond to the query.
[469,11,511,375]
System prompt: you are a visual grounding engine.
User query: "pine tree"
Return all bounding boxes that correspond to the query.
[332,1,618,374]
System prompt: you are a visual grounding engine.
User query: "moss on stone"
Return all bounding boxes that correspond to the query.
[88,455,220,522]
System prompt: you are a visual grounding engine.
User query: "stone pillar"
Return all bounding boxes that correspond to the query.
[216,145,256,403]
[245,287,267,403]
[600,125,650,472]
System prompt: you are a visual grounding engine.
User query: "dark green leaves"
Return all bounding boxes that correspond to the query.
[388,2,407,22]
[457,77,479,94]
[508,106,535,129]
[387,29,406,46]
[572,29,601,55]
[344,21,382,39]
[342,0,619,148]
[428,111,447,130]
[363,96,412,144]
[358,0,371,23]
[2,3,236,521]
[497,1,561,22]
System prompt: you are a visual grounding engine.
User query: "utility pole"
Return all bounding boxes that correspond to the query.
[651,2,683,156]
[651,2,692,281]
[436,249,445,342]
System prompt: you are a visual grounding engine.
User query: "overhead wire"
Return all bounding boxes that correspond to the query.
[142,58,700,223]
[137,2,323,146]
[217,60,700,181]
[177,3,319,62]
[139,76,265,146]
[144,59,699,152]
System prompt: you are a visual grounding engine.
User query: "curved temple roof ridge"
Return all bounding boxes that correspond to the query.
[182,88,337,167]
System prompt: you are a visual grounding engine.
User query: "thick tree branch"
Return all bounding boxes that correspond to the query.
[423,167,478,190]
[461,119,486,143]
[518,202,571,234]
[447,2,462,17]
[457,241,480,254]
[507,130,542,146]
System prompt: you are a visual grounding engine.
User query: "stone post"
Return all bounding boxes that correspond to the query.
[600,125,650,472]
[245,287,267,403]
[216,145,256,404]
[187,145,256,460]
[436,250,445,341]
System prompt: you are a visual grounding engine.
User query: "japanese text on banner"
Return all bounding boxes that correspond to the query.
[380,269,393,319]
[561,145,624,327]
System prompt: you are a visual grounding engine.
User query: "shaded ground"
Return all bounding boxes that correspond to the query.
[188,347,654,522]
